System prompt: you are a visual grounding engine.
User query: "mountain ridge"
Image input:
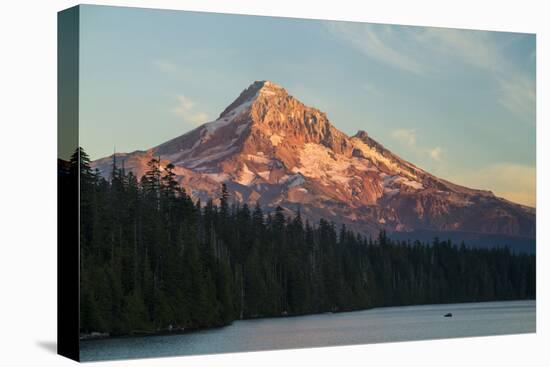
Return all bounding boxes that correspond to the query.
[92,80,535,244]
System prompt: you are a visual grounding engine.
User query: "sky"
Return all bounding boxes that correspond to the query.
[79,5,536,206]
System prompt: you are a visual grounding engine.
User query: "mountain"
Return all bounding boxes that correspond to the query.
[92,80,535,250]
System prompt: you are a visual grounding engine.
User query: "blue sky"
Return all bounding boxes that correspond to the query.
[79,5,536,206]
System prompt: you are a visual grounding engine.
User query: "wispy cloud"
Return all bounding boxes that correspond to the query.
[429,147,442,161]
[153,58,197,81]
[392,138,535,205]
[496,74,536,118]
[418,28,536,120]
[415,28,500,71]
[326,22,535,122]
[450,163,535,207]
[391,128,442,162]
[362,82,383,96]
[326,22,427,75]
[391,129,417,147]
[172,95,209,125]
[154,59,211,124]
[153,59,181,73]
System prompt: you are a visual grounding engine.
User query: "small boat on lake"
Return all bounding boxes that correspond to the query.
[444,313,453,317]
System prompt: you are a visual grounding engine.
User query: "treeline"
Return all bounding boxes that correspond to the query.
[69,147,536,336]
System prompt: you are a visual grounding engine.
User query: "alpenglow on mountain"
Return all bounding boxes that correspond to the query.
[93,81,535,250]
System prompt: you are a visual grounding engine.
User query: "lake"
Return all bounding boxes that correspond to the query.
[80,300,535,361]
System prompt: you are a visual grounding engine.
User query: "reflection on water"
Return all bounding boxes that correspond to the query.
[80,300,535,361]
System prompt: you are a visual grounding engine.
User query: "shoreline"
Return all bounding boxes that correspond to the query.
[79,298,535,342]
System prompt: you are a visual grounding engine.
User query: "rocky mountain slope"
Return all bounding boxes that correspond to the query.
[92,81,535,246]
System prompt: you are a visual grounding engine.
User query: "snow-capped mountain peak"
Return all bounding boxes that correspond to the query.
[218,80,286,119]
[92,81,535,244]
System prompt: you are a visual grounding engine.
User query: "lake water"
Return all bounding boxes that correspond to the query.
[80,300,535,362]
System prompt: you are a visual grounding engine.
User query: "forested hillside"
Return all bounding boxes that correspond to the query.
[69,148,535,336]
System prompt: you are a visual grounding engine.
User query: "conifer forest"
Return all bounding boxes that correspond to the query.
[66,148,535,336]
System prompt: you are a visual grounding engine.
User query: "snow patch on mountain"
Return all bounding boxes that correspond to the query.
[382,174,424,190]
[293,143,379,190]
[185,145,239,170]
[247,154,270,164]
[351,138,420,181]
[270,134,284,146]
[235,123,249,136]
[205,172,230,183]
[294,143,351,178]
[280,173,306,187]
[257,171,270,180]
[202,100,253,142]
[237,163,257,186]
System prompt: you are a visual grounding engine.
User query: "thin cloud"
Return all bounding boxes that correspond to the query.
[153,59,196,81]
[172,95,209,125]
[417,28,535,120]
[391,129,442,162]
[362,82,383,96]
[415,28,500,71]
[496,74,536,119]
[450,163,535,207]
[326,22,426,75]
[429,147,442,161]
[391,129,417,147]
[153,59,180,73]
[388,128,534,205]
[326,22,535,123]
